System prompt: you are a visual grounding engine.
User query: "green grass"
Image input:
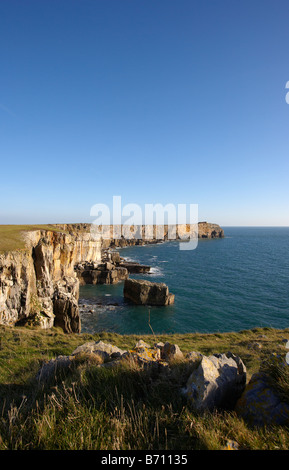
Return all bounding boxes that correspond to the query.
[0,225,65,253]
[0,325,289,450]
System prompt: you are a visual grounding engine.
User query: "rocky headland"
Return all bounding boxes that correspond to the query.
[0,222,224,334]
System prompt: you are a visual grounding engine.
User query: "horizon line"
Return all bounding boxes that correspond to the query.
[0,223,289,228]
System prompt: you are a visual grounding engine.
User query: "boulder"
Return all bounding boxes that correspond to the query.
[235,372,289,427]
[186,351,203,363]
[123,279,175,306]
[134,339,151,349]
[126,344,162,365]
[71,340,127,361]
[124,341,186,367]
[184,352,246,412]
[36,355,73,383]
[162,342,184,361]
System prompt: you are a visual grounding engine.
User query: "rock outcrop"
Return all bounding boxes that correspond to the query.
[235,371,289,426]
[53,277,80,333]
[0,228,102,333]
[197,222,224,239]
[75,261,129,285]
[71,340,127,361]
[184,352,247,411]
[123,279,175,306]
[36,338,289,428]
[0,249,38,327]
[36,339,249,417]
[75,250,150,286]
[118,261,151,274]
[36,339,193,382]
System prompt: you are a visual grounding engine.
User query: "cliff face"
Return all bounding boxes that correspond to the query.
[94,222,224,249]
[197,222,224,239]
[0,229,101,333]
[0,249,36,327]
[0,222,224,333]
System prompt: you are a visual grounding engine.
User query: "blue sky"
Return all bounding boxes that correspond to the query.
[1,0,289,226]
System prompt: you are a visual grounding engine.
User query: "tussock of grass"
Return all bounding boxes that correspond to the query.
[0,325,289,450]
[260,356,289,403]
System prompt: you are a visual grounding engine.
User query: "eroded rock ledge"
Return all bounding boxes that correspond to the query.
[0,222,224,333]
[75,249,150,286]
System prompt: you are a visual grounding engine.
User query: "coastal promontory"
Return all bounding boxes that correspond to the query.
[0,222,224,333]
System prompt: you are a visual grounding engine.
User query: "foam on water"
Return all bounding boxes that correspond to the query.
[148,266,164,277]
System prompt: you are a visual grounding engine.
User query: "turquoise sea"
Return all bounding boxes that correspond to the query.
[79,227,289,335]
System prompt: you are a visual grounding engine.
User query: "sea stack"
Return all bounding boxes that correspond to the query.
[123,278,175,306]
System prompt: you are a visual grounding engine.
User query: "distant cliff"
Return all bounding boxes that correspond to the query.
[0,222,224,333]
[197,222,224,239]
[55,222,224,249]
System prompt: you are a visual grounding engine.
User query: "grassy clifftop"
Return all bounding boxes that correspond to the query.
[0,325,289,450]
[0,225,64,253]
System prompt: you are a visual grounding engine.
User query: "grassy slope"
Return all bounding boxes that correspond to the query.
[1,225,289,449]
[0,225,65,253]
[0,325,289,450]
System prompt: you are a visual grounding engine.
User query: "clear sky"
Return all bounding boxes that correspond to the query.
[1,0,289,226]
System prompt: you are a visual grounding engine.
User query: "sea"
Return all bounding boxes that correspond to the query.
[79,227,289,335]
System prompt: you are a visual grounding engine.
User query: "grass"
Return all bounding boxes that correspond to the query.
[0,225,65,253]
[0,324,289,450]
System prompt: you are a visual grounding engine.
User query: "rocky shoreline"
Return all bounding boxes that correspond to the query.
[75,249,151,286]
[76,242,177,311]
[0,222,224,334]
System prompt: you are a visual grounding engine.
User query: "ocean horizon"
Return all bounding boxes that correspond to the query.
[79,226,289,336]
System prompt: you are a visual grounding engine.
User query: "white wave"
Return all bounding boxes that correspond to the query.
[149,266,164,277]
[123,255,138,263]
[149,257,158,262]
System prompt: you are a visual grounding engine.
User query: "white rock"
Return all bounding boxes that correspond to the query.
[184,352,246,411]
[71,341,127,360]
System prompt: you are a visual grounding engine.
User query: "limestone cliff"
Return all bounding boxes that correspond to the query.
[0,228,101,333]
[197,222,225,239]
[52,222,224,242]
[0,221,224,333]
[60,222,224,249]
